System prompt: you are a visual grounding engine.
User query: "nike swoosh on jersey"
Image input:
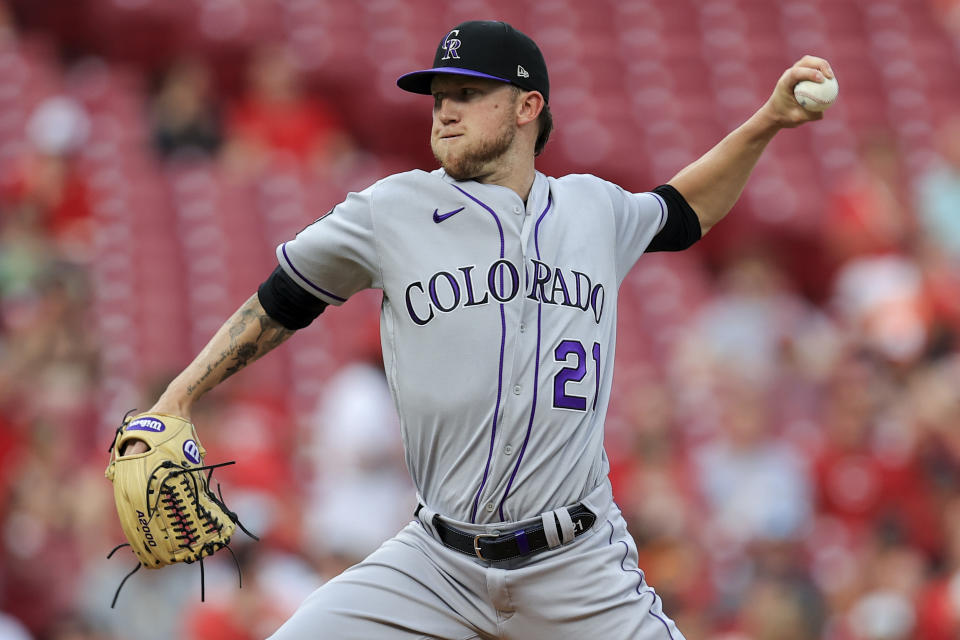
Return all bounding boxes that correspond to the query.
[433,207,466,223]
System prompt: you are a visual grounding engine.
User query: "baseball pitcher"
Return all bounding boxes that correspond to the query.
[109,20,833,639]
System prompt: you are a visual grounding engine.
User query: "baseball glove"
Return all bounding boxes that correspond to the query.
[105,411,256,606]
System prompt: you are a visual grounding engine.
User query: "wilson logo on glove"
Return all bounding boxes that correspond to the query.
[104,411,258,608]
[183,440,201,465]
[126,417,166,432]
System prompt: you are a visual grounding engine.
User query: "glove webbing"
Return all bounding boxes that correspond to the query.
[146,461,259,543]
[146,460,231,550]
[107,460,259,608]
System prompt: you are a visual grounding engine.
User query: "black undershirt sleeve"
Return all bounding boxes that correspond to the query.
[257,266,328,330]
[645,184,702,253]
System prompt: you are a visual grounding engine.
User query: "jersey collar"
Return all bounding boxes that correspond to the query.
[436,168,549,210]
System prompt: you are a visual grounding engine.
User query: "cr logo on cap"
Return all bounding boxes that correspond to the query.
[441,29,461,60]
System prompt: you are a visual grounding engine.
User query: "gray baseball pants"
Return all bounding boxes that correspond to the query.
[268,480,685,640]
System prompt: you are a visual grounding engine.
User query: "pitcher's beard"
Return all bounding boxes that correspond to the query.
[433,121,517,181]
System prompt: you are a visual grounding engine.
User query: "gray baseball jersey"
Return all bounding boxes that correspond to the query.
[277,168,666,524]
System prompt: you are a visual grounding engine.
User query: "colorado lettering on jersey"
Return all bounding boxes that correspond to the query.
[404,259,605,326]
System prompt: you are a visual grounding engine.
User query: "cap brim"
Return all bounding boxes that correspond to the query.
[397,67,512,95]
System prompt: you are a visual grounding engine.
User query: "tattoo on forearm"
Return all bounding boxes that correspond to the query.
[218,305,293,384]
[184,298,294,396]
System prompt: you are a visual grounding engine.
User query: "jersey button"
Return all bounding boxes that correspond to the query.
[513,205,522,215]
[513,385,521,395]
[504,444,513,455]
[520,323,526,333]
[485,502,495,512]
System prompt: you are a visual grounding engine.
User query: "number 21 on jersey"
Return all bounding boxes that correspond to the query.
[553,339,601,411]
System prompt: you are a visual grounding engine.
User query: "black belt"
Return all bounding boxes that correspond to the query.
[415,503,596,563]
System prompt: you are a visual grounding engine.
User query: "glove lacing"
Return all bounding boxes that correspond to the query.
[108,459,259,608]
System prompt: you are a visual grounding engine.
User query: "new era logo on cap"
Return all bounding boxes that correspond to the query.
[396,21,550,103]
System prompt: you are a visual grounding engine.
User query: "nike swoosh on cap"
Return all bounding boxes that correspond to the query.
[433,207,466,223]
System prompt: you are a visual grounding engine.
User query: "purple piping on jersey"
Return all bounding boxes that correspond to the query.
[606,520,677,640]
[451,184,506,523]
[281,243,348,303]
[497,193,553,520]
[654,193,666,233]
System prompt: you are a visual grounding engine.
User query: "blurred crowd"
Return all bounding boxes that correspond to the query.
[1,1,960,639]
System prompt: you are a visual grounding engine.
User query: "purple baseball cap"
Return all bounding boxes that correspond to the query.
[397,21,550,103]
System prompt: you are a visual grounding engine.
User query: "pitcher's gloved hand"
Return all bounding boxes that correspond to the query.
[105,412,255,605]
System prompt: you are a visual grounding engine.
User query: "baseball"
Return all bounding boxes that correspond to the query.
[793,75,839,112]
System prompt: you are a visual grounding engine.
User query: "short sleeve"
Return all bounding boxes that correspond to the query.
[605,182,668,281]
[276,186,381,305]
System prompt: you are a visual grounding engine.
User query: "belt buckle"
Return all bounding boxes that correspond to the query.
[473,532,500,561]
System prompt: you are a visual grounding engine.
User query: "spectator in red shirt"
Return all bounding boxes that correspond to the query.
[224,43,355,175]
[3,96,93,257]
[822,130,915,267]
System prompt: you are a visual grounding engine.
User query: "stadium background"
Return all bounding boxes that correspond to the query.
[1,0,960,638]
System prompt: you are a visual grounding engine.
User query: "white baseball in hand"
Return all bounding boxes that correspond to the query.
[793,75,839,112]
